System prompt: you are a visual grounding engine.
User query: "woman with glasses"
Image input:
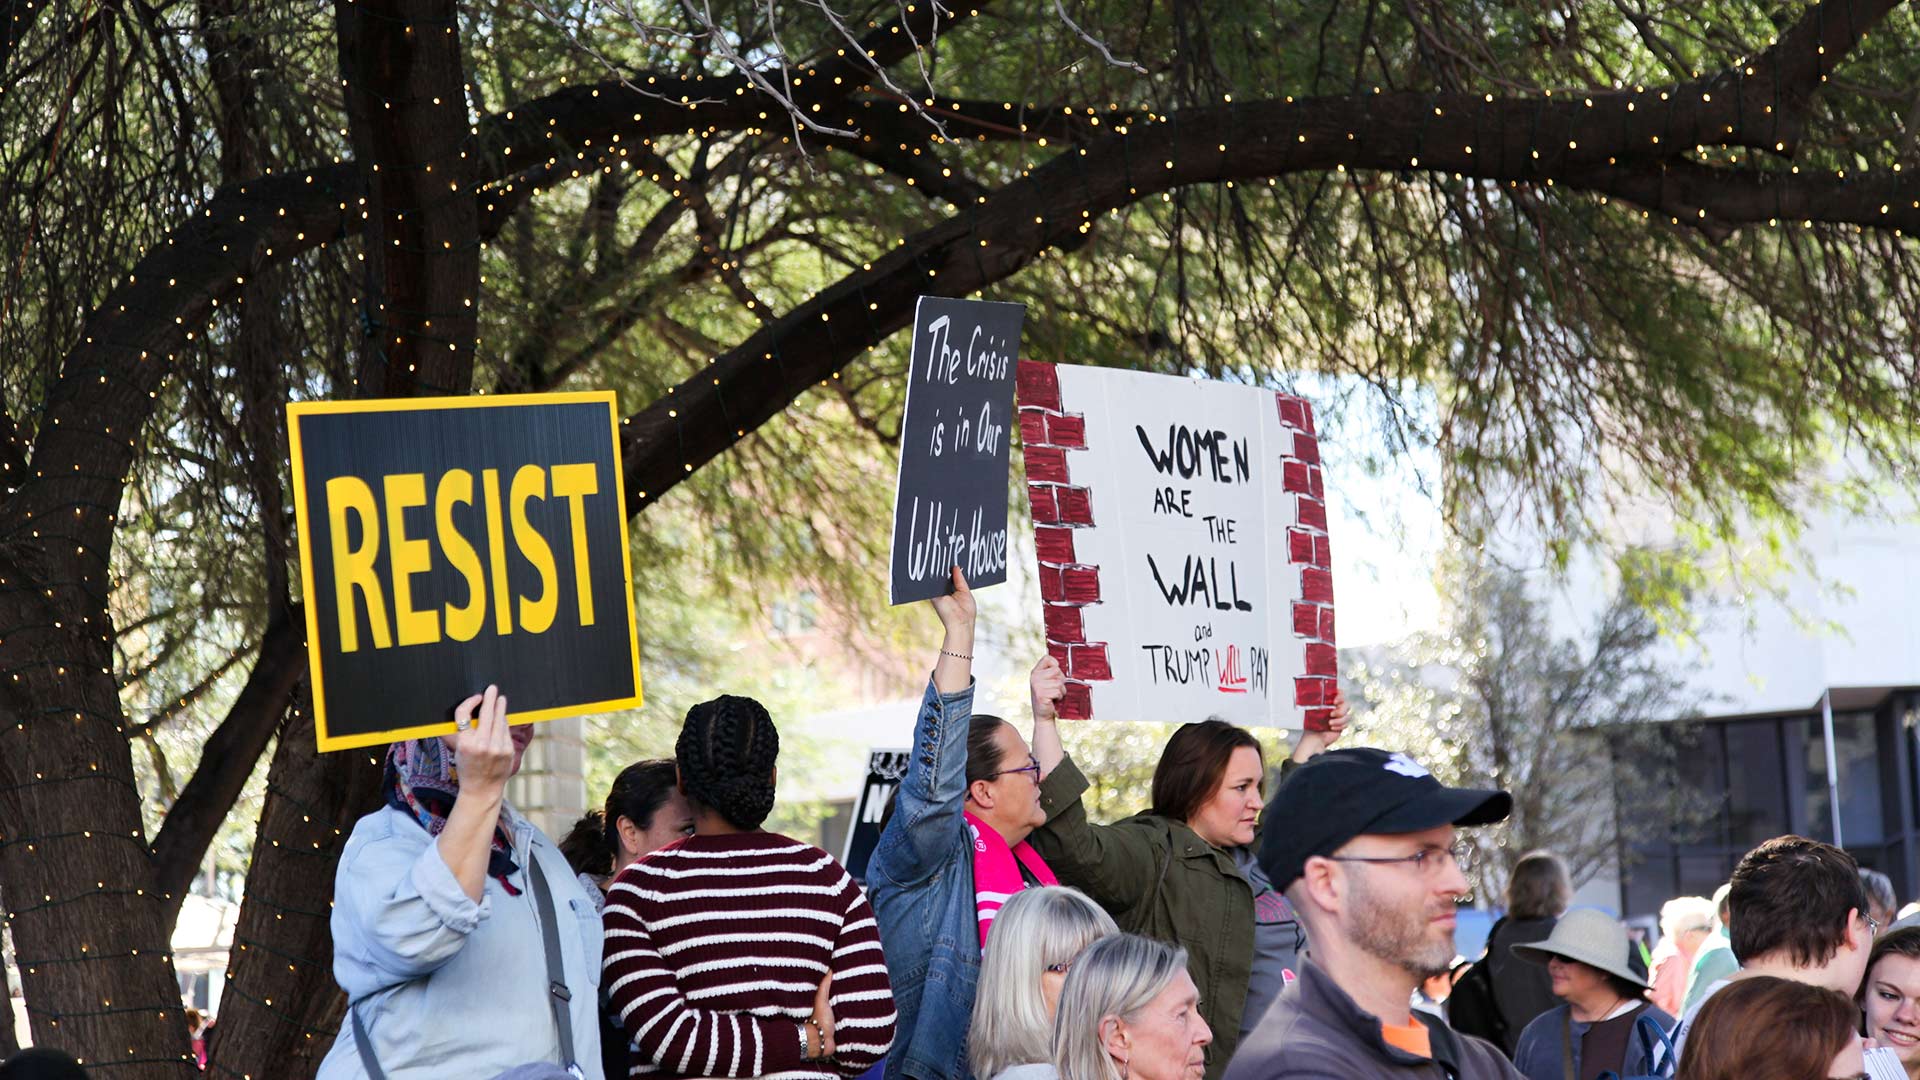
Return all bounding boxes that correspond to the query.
[968,887,1119,1080]
[868,570,1068,1080]
[1024,698,1347,1080]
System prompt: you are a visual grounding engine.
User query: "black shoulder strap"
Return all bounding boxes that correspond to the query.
[529,854,583,1077]
[352,1000,388,1080]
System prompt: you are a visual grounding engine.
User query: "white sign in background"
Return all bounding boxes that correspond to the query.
[1022,363,1333,728]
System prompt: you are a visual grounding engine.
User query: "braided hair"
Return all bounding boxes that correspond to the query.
[677,695,780,830]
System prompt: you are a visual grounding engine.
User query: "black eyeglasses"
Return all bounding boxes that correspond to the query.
[989,753,1041,783]
[1326,841,1470,877]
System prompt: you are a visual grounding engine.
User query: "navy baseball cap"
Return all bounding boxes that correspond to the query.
[1259,747,1512,890]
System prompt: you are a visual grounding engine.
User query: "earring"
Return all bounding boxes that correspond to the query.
[1118,1056,1129,1080]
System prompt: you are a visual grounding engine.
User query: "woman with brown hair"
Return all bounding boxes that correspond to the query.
[1676,975,1864,1080]
[1451,850,1574,1055]
[1025,694,1345,1080]
[1861,926,1920,1078]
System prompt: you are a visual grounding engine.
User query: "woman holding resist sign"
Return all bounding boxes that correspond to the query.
[1023,668,1348,1079]
[319,686,605,1080]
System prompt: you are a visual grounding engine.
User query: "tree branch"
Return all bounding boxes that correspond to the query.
[616,52,1919,508]
[149,610,306,915]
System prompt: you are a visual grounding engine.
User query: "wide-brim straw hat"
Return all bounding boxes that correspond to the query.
[1511,907,1648,988]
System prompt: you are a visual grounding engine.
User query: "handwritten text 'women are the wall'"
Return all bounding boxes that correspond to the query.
[1137,423,1271,699]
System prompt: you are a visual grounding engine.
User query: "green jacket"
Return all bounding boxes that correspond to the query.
[1028,753,1254,1080]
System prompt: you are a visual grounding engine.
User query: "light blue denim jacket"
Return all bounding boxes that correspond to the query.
[317,803,606,1080]
[867,677,977,1080]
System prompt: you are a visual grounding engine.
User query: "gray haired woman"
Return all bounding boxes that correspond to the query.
[1053,935,1212,1080]
[969,887,1119,1080]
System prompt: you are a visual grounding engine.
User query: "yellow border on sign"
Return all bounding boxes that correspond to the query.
[287,390,645,753]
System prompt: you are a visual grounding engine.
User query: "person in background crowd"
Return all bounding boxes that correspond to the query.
[1668,835,1873,1062]
[1626,925,1653,983]
[1025,686,1349,1078]
[0,1048,88,1080]
[1673,976,1865,1080]
[1224,748,1522,1080]
[561,762,695,1080]
[601,694,895,1080]
[1860,926,1920,1079]
[1681,884,1736,1014]
[559,759,692,906]
[319,686,605,1080]
[1052,935,1211,1080]
[968,886,1119,1080]
[868,569,1054,1080]
[1510,909,1676,1080]
[1647,896,1714,1016]
[186,1007,208,1070]
[1453,851,1571,1056]
[1413,959,1468,1019]
[1864,869,1900,936]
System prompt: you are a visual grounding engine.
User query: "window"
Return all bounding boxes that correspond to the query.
[1725,720,1787,848]
[1807,710,1884,845]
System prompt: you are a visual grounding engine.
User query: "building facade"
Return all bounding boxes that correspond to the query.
[1616,688,1920,916]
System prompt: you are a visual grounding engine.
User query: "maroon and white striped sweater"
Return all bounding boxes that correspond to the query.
[602,831,896,1080]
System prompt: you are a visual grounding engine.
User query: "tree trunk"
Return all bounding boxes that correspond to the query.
[336,0,480,393]
[0,583,195,1074]
[209,5,480,1076]
[0,926,19,1059]
[203,690,384,1080]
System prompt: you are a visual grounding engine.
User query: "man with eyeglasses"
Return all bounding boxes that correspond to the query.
[1223,748,1524,1080]
[1663,834,1878,1067]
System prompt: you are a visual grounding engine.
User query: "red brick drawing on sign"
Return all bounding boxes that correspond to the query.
[1276,395,1336,731]
[1019,360,1106,720]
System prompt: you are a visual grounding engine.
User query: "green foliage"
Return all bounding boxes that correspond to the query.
[1347,548,1712,898]
[7,0,1920,910]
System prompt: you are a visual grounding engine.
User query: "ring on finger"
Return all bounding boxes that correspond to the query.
[456,716,471,732]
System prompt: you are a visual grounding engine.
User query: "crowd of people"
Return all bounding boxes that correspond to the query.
[260,565,1915,1080]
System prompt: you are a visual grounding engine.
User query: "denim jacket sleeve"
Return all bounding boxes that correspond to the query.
[1024,752,1163,913]
[334,811,494,989]
[867,675,975,889]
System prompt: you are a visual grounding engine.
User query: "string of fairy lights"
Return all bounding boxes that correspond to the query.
[0,0,1895,1071]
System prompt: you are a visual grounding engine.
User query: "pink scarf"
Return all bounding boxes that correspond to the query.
[966,811,1058,948]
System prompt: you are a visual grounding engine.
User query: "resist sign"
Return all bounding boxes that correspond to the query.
[888,296,1026,604]
[289,392,642,751]
[1018,363,1335,729]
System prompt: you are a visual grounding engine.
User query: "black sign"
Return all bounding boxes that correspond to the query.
[888,296,1026,604]
[843,748,912,882]
[288,392,642,751]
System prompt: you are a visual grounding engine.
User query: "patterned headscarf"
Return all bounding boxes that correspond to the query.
[383,738,522,896]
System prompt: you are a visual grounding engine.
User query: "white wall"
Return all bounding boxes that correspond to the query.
[1499,465,1920,719]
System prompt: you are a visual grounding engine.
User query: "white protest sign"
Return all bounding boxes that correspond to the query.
[1016,362,1335,728]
